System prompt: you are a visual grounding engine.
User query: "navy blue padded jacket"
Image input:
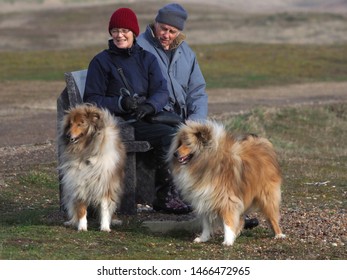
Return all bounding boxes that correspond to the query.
[83,39,169,119]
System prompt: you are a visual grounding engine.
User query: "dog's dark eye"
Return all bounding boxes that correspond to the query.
[78,120,85,126]
[184,139,191,147]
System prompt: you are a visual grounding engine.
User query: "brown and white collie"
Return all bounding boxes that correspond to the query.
[58,104,125,232]
[167,120,285,246]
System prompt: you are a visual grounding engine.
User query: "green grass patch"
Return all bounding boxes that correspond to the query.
[223,104,347,210]
[0,47,101,81]
[1,104,346,259]
[224,104,347,156]
[194,43,347,88]
[1,43,347,88]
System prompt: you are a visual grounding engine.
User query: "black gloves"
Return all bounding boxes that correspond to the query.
[120,95,155,120]
[121,96,138,112]
[135,104,155,120]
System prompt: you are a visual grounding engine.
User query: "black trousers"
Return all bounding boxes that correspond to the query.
[131,120,178,165]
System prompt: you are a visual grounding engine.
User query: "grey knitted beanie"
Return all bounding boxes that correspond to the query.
[155,3,188,31]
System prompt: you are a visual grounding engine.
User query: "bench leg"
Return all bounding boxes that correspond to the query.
[119,152,137,215]
[59,172,65,212]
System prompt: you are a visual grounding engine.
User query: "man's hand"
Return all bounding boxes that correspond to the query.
[135,104,155,119]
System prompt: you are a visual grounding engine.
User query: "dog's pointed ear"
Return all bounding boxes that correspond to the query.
[196,126,211,145]
[91,112,100,122]
[86,106,101,121]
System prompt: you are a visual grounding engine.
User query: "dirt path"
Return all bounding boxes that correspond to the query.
[1,80,346,148]
[208,82,347,118]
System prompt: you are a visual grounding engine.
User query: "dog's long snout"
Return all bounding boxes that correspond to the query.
[66,132,79,143]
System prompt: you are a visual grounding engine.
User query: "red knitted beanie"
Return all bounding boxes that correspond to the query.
[108,8,140,36]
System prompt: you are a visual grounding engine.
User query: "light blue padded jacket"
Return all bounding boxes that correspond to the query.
[137,24,208,121]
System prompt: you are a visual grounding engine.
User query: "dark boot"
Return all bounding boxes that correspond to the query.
[169,184,193,213]
[152,168,192,214]
[244,216,259,230]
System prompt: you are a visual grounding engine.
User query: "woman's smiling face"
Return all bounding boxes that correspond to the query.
[110,28,134,49]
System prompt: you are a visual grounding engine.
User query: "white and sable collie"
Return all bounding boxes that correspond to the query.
[167,120,285,246]
[58,104,126,232]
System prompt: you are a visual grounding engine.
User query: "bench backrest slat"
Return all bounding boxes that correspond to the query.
[64,69,87,106]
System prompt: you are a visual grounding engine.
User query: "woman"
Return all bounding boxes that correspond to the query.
[84,8,191,214]
[84,7,168,120]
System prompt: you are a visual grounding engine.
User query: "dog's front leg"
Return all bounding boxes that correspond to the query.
[194,215,212,243]
[222,222,237,246]
[78,216,87,231]
[100,198,112,232]
[76,201,88,231]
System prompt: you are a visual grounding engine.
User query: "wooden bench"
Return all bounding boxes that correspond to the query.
[57,69,156,215]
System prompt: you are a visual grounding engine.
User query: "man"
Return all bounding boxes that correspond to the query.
[137,3,259,229]
[137,3,207,122]
[136,3,206,215]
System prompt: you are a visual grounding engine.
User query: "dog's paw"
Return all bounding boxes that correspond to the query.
[111,218,123,226]
[222,240,235,246]
[194,235,210,243]
[222,234,236,246]
[193,237,204,243]
[100,227,111,233]
[77,219,88,231]
[275,233,286,239]
[77,226,88,232]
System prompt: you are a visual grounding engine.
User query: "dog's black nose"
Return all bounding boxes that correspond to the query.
[66,133,75,143]
[174,151,178,158]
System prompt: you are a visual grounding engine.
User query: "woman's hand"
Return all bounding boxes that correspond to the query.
[121,96,138,111]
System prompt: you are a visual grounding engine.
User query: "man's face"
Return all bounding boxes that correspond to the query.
[154,22,180,50]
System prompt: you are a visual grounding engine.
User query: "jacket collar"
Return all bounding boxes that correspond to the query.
[107,39,141,56]
[147,24,186,50]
